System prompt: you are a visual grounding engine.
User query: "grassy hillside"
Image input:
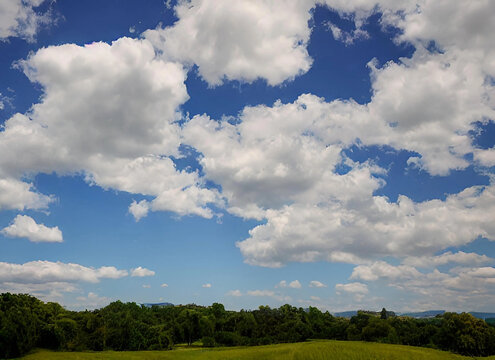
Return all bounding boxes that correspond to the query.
[20,340,495,360]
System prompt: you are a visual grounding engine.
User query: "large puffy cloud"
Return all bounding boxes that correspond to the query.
[180,1,495,270]
[0,37,218,218]
[182,95,378,220]
[238,183,495,267]
[318,0,495,174]
[2,214,63,243]
[145,0,314,86]
[183,92,495,267]
[0,0,51,41]
[366,50,494,175]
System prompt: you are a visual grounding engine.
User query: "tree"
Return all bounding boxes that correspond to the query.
[380,308,388,320]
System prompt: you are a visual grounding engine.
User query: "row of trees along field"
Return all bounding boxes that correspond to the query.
[1,293,495,359]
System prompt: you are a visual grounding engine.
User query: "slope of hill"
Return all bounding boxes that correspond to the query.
[22,340,491,360]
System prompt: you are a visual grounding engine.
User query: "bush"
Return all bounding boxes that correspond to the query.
[201,336,215,347]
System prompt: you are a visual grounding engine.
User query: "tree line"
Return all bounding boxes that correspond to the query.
[1,293,494,358]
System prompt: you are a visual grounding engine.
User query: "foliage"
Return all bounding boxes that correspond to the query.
[1,293,495,358]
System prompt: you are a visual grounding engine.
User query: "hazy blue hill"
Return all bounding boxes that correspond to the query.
[140,302,174,308]
[469,312,495,320]
[400,310,445,318]
[333,311,357,318]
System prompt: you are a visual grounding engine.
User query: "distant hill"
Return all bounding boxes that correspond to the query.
[333,311,357,318]
[333,309,495,320]
[140,302,174,308]
[333,310,395,318]
[400,310,445,318]
[469,312,495,320]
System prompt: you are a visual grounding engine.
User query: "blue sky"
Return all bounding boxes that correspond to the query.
[0,0,494,312]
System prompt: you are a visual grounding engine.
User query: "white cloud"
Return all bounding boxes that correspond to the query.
[309,280,327,288]
[247,289,275,297]
[289,280,302,289]
[335,282,368,294]
[0,36,219,219]
[161,283,168,287]
[142,284,151,288]
[350,261,421,281]
[246,289,292,302]
[0,0,52,41]
[0,260,128,284]
[276,280,302,288]
[226,289,242,297]
[183,84,494,267]
[403,251,493,268]
[326,21,369,45]
[475,148,495,167]
[0,177,54,211]
[74,292,112,310]
[237,182,495,268]
[129,200,150,222]
[349,261,495,311]
[145,0,314,86]
[131,266,155,277]
[0,281,78,302]
[2,215,62,243]
[202,283,212,288]
[182,96,377,220]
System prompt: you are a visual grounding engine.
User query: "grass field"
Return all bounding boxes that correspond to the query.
[19,341,495,360]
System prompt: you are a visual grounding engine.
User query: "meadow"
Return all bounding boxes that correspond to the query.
[20,341,495,360]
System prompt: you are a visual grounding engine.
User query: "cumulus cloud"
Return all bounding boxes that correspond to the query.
[2,215,63,243]
[131,266,155,277]
[237,180,495,268]
[247,289,275,297]
[403,251,493,268]
[475,148,495,167]
[351,261,421,282]
[335,282,368,294]
[129,200,150,222]
[226,289,242,297]
[145,0,314,86]
[0,177,54,211]
[0,281,78,302]
[245,289,292,302]
[182,91,495,268]
[335,282,369,302]
[325,21,369,45]
[0,260,127,285]
[202,283,212,288]
[176,0,495,279]
[289,280,302,289]
[161,283,168,287]
[0,0,52,41]
[0,37,219,218]
[276,280,302,288]
[74,292,112,310]
[309,280,327,288]
[349,261,495,311]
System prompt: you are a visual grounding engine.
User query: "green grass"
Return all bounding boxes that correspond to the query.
[20,341,495,360]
